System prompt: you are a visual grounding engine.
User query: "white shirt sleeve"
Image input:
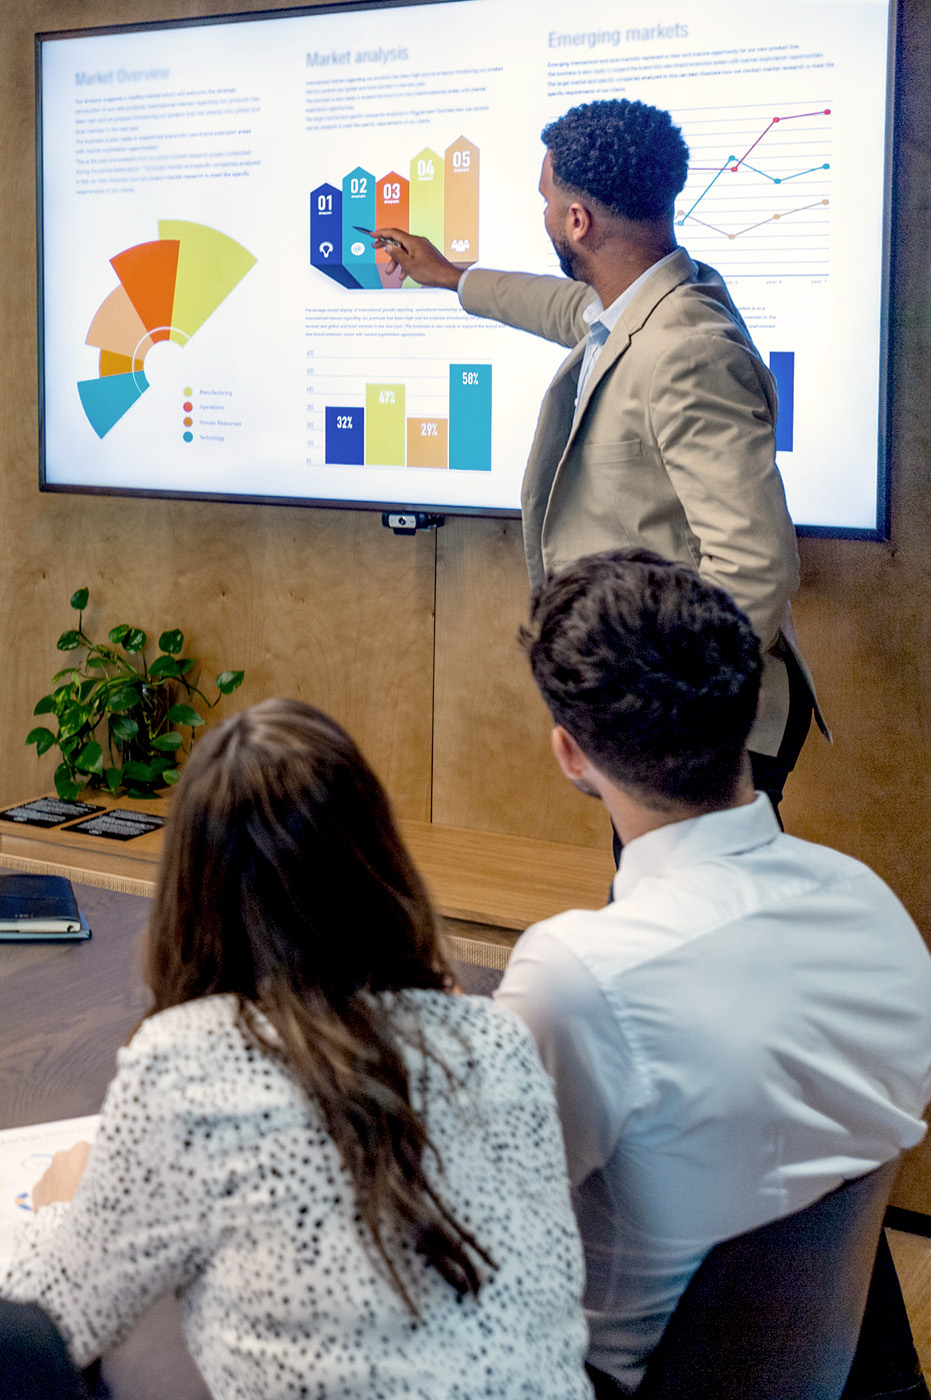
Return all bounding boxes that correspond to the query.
[495,925,648,1189]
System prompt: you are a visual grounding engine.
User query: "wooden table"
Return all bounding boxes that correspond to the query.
[0,791,615,930]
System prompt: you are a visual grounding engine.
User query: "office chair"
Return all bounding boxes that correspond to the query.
[633,1158,900,1400]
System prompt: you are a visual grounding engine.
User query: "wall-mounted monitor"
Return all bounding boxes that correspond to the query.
[37,0,895,535]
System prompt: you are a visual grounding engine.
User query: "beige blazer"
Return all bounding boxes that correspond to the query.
[460,251,821,757]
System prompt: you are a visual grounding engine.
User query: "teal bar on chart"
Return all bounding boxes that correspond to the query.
[448,363,491,471]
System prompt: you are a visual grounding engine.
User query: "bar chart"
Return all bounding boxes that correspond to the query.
[316,360,492,471]
[310,136,479,291]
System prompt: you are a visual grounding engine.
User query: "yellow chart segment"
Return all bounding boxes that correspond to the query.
[157,220,258,343]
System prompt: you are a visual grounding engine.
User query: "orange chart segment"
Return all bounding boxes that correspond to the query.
[110,239,180,337]
[85,286,154,360]
[158,221,257,343]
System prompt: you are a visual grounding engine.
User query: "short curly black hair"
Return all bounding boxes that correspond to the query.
[541,99,689,220]
[520,549,762,810]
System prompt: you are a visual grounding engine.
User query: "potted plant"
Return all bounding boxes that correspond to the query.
[26,588,244,800]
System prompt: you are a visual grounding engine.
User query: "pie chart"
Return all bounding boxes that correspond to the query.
[77,221,257,439]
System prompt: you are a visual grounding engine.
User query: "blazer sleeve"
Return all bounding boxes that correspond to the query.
[460,269,594,348]
[649,329,799,650]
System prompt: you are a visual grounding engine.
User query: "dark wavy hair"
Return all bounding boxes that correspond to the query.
[521,550,762,810]
[542,99,689,219]
[143,697,493,1312]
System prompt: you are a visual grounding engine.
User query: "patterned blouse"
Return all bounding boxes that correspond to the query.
[2,991,592,1400]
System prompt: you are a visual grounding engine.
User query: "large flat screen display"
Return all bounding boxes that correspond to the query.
[37,0,894,534]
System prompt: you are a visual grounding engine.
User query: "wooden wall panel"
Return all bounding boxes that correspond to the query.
[432,516,612,848]
[0,0,436,823]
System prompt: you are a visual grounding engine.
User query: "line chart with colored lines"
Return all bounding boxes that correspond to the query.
[78,222,257,439]
[673,103,832,279]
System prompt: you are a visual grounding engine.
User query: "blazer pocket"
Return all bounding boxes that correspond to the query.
[585,439,643,463]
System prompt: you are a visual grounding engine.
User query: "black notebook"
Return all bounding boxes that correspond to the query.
[0,873,90,940]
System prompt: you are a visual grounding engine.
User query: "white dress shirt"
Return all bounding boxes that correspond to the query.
[2,991,592,1400]
[496,795,931,1392]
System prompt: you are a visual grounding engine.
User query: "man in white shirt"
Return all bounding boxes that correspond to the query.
[374,98,821,815]
[494,548,931,1397]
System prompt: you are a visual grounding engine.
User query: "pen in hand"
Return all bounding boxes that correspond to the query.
[353,225,406,249]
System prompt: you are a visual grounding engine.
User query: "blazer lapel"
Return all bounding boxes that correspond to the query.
[568,248,698,440]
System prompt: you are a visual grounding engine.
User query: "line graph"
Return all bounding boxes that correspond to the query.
[673,102,832,278]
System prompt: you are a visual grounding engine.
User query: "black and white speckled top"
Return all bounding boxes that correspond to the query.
[2,991,592,1400]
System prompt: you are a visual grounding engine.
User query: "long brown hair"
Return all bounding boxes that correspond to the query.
[144,697,492,1311]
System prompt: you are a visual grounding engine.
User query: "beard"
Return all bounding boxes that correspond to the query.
[552,234,583,281]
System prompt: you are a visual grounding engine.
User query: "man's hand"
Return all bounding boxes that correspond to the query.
[32,1141,92,1208]
[369,229,462,290]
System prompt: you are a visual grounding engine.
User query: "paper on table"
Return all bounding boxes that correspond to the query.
[0,1115,99,1275]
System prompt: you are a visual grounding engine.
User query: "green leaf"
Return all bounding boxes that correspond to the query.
[59,733,84,757]
[151,732,183,751]
[166,703,204,727]
[33,695,57,716]
[149,655,182,679]
[121,760,156,782]
[162,767,181,785]
[177,657,196,674]
[26,726,56,756]
[85,656,111,670]
[70,587,89,611]
[122,628,147,654]
[126,785,158,799]
[75,740,104,775]
[77,678,99,703]
[104,766,122,794]
[216,670,245,695]
[57,629,82,651]
[109,624,130,646]
[108,686,141,712]
[158,629,184,655]
[58,702,91,737]
[53,763,82,802]
[109,715,139,741]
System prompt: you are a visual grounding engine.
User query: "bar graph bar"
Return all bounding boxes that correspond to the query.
[320,362,491,471]
[769,351,795,452]
[365,384,405,466]
[407,417,448,468]
[325,406,364,464]
[449,363,491,472]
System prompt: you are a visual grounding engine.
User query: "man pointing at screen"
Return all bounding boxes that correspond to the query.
[373,97,822,815]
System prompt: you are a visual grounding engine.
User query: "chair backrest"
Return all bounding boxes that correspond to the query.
[634,1159,899,1400]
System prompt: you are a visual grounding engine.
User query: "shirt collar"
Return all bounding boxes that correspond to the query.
[582,249,680,340]
[612,794,781,899]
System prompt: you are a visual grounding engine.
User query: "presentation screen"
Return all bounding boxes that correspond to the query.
[37,0,894,534]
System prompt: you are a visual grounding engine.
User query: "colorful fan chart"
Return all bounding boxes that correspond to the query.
[77,221,257,439]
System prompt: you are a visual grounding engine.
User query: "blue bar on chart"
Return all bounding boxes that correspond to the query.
[769,351,795,453]
[448,363,492,471]
[325,407,365,465]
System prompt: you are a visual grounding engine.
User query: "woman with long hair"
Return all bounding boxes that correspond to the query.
[1,699,591,1399]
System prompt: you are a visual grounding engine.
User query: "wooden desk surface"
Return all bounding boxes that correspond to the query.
[0,792,615,929]
[0,880,152,1131]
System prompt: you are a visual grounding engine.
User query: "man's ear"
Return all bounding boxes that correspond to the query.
[568,200,593,243]
[551,725,588,780]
